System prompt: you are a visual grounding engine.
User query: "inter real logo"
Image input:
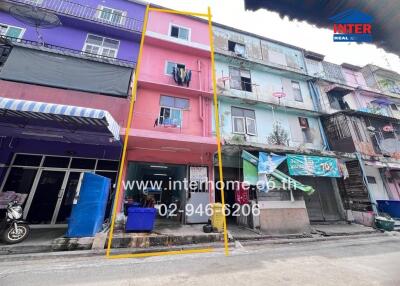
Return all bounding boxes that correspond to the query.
[329,9,373,43]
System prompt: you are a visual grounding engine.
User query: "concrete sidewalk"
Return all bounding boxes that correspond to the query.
[0,227,66,255]
[311,223,378,236]
[0,222,380,256]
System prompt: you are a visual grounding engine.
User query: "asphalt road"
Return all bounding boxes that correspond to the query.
[1,234,400,286]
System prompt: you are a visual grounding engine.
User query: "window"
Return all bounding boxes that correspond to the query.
[158,95,189,128]
[83,34,119,58]
[229,67,252,92]
[165,61,185,75]
[0,23,25,39]
[367,176,377,184]
[13,154,42,166]
[298,117,313,143]
[292,81,303,102]
[97,6,125,25]
[298,117,309,129]
[170,24,190,41]
[228,40,246,57]
[382,79,400,94]
[328,92,349,110]
[390,104,398,111]
[97,160,119,171]
[43,156,70,168]
[232,107,256,135]
[70,158,96,169]
[344,70,359,85]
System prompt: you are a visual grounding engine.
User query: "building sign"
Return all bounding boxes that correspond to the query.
[329,9,373,43]
[258,152,286,174]
[287,154,341,177]
[189,166,208,182]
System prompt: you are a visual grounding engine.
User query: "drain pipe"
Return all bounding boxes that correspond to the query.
[308,80,330,150]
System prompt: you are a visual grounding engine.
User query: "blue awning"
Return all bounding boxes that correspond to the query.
[0,97,120,141]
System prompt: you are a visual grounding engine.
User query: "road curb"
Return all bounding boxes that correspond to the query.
[0,231,392,262]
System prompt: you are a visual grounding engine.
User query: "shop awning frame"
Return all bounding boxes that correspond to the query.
[0,97,120,140]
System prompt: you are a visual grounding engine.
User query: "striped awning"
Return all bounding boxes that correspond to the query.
[0,97,120,140]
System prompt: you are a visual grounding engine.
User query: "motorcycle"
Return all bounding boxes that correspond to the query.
[0,201,30,244]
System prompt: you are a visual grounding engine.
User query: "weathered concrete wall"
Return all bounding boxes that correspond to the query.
[215,59,314,111]
[217,100,324,150]
[364,166,389,201]
[213,26,305,72]
[259,208,311,235]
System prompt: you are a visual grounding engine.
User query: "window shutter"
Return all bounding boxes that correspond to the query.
[281,78,293,100]
[268,50,287,66]
[240,69,251,78]
[233,117,245,134]
[288,117,303,143]
[246,118,256,135]
[95,5,103,19]
[121,11,127,26]
[229,67,242,89]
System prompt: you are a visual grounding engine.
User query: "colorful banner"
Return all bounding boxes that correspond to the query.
[243,159,258,185]
[287,154,341,177]
[258,152,286,174]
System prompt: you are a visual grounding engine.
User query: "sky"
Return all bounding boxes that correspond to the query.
[147,0,400,73]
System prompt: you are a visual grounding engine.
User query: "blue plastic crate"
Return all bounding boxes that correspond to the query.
[126,207,156,232]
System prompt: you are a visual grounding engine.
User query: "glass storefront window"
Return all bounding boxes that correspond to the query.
[43,156,71,168]
[13,154,42,166]
[2,167,38,195]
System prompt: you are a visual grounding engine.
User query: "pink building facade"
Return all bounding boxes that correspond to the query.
[121,11,217,224]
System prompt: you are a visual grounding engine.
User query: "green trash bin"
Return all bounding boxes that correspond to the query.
[375,216,395,231]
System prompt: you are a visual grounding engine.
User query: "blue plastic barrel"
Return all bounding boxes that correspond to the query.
[125,207,156,232]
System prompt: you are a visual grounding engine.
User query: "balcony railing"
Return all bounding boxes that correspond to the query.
[1,35,136,67]
[9,0,143,33]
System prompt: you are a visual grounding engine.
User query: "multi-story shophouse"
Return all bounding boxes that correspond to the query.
[0,0,145,226]
[212,24,347,235]
[121,9,217,225]
[305,53,400,226]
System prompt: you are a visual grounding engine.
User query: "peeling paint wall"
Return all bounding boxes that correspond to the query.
[365,166,389,201]
[215,59,315,111]
[342,68,367,88]
[323,114,378,156]
[308,81,358,114]
[213,26,305,72]
[215,100,324,150]
[322,62,346,84]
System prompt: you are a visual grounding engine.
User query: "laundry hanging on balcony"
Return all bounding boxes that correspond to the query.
[172,66,192,86]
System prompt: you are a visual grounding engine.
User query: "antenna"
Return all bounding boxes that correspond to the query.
[9,4,61,45]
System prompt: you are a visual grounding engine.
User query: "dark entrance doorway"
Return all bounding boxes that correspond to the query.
[300,177,342,221]
[27,170,66,224]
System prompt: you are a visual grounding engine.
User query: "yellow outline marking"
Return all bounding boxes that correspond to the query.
[106,5,229,258]
[107,248,214,259]
[106,4,150,257]
[207,6,229,256]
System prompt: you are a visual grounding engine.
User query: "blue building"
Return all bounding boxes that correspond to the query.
[212,24,347,234]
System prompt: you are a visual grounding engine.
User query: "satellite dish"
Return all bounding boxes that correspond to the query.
[9,4,61,44]
[273,91,286,104]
